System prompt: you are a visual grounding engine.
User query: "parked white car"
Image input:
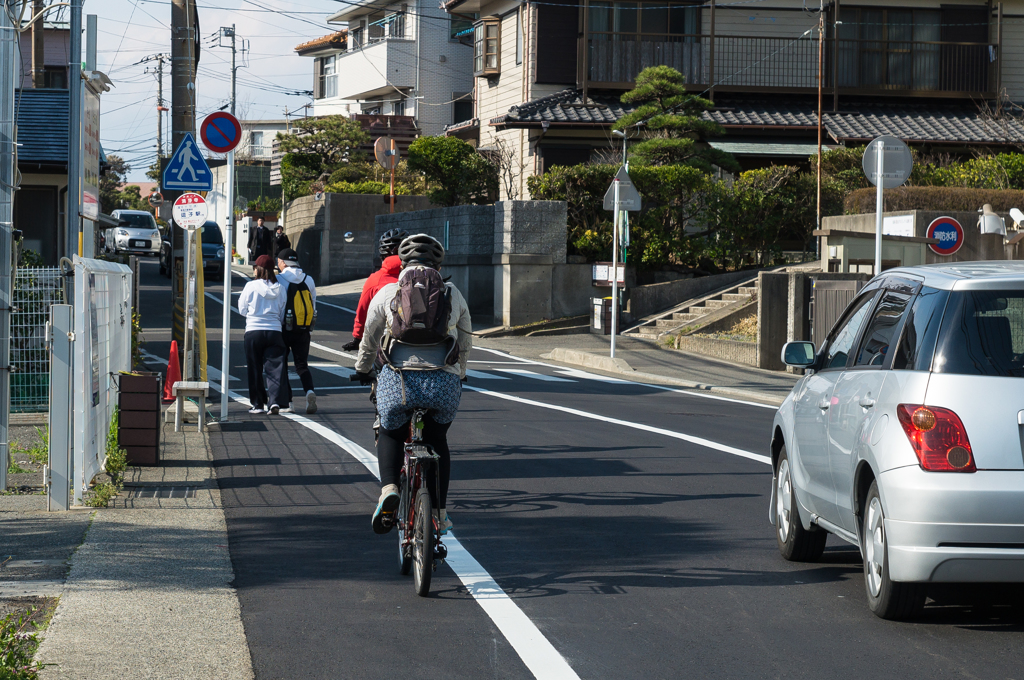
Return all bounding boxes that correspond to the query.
[772,263,1024,619]
[107,209,162,256]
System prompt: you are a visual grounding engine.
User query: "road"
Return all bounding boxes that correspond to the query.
[138,260,1024,680]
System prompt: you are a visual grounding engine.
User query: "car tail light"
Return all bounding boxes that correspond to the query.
[896,404,976,472]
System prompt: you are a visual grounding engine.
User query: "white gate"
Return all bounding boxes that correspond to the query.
[73,256,132,505]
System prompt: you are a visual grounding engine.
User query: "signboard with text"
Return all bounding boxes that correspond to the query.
[81,89,101,220]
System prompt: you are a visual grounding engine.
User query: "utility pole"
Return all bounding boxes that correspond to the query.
[68,0,83,259]
[170,0,196,355]
[141,54,168,164]
[31,0,45,87]
[217,24,237,420]
[0,0,18,493]
[816,3,824,260]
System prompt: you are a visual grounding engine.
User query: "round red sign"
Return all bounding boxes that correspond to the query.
[200,112,242,154]
[926,216,965,256]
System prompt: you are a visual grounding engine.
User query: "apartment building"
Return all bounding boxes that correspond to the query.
[444,0,1024,198]
[296,2,475,138]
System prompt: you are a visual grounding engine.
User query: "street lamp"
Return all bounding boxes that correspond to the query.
[612,129,627,169]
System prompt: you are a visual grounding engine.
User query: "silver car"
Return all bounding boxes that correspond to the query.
[772,262,1024,619]
[108,209,162,256]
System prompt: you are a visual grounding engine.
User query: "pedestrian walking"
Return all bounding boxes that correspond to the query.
[276,248,318,414]
[238,254,288,415]
[247,217,273,265]
[271,225,291,263]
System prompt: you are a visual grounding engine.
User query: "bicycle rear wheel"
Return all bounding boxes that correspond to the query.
[412,488,433,597]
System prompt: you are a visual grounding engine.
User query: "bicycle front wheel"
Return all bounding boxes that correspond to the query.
[413,488,433,597]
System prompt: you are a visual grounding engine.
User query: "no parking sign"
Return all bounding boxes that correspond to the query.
[926,216,965,256]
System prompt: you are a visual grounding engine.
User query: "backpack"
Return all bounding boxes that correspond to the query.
[285,276,315,331]
[389,267,451,345]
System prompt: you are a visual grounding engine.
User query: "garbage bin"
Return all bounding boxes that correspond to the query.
[118,372,162,466]
[591,297,615,335]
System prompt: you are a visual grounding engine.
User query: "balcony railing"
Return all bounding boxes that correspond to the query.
[585,34,997,97]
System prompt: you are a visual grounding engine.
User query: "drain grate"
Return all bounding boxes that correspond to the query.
[129,487,198,499]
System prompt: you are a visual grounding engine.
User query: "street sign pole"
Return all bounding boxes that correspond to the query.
[221,149,234,419]
[611,179,620,359]
[875,138,884,275]
[183,227,195,381]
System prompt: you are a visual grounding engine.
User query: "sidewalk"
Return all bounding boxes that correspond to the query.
[1,422,253,679]
[477,333,798,405]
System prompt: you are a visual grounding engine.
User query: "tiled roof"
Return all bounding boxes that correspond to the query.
[294,31,346,55]
[15,88,69,166]
[493,88,636,126]
[493,88,1024,144]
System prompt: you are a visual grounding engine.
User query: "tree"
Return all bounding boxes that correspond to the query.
[276,116,370,171]
[615,66,739,173]
[407,136,496,206]
[145,159,160,183]
[100,155,130,214]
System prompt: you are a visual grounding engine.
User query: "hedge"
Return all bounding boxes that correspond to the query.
[844,186,1024,214]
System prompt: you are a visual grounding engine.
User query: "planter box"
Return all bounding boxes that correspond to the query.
[118,372,161,466]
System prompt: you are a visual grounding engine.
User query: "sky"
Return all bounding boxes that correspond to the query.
[89,0,339,182]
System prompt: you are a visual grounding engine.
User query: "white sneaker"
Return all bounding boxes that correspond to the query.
[269,404,280,415]
[248,406,265,414]
[438,509,453,535]
[280,403,293,413]
[306,391,317,414]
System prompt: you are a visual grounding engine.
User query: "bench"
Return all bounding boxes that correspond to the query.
[172,381,209,432]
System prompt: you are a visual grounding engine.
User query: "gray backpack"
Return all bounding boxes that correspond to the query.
[384,267,459,366]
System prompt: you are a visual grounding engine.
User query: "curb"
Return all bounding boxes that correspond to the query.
[540,347,785,407]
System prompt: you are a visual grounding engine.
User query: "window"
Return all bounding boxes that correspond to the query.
[250,131,264,148]
[451,13,477,43]
[587,2,701,82]
[393,99,406,116]
[474,17,500,76]
[823,292,876,370]
[893,286,949,371]
[515,10,522,65]
[322,55,337,98]
[933,291,1024,377]
[854,291,912,367]
[43,67,67,89]
[453,93,473,124]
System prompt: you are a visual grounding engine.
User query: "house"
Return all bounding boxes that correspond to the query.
[296,2,475,137]
[442,0,1024,198]
[237,119,289,162]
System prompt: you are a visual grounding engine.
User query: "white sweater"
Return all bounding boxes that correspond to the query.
[277,266,316,309]
[237,279,286,332]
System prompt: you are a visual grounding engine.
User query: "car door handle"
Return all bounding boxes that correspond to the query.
[859,397,876,408]
[818,399,830,411]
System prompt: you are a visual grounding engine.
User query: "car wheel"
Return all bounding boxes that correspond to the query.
[775,444,827,562]
[862,480,926,620]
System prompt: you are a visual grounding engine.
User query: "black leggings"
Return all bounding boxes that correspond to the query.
[377,416,452,509]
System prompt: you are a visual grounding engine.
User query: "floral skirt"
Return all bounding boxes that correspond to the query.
[376,366,462,430]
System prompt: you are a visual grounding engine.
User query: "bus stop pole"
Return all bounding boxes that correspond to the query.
[220,150,234,419]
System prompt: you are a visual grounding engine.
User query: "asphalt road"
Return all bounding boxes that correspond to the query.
[138,260,1024,680]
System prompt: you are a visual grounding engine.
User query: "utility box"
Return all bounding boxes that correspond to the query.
[591,297,615,335]
[118,372,162,466]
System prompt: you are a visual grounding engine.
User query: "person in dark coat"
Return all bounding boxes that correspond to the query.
[271,225,291,263]
[247,217,273,265]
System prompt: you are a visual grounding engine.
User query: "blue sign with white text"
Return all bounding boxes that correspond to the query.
[162,133,213,192]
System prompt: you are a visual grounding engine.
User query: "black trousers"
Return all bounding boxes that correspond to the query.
[280,329,313,405]
[243,330,287,408]
[377,416,452,509]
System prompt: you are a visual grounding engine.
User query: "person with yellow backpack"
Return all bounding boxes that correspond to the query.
[276,248,318,414]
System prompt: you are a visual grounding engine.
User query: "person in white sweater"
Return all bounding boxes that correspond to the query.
[237,254,288,415]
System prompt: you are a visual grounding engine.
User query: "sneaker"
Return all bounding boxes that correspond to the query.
[438,510,453,536]
[372,484,400,535]
[306,391,317,414]
[248,406,266,414]
[279,403,293,413]
[372,414,380,430]
[269,404,280,415]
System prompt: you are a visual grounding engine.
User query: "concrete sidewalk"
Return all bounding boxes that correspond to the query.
[477,333,798,406]
[1,423,253,679]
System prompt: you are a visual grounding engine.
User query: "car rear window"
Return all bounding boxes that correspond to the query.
[200,223,223,244]
[933,290,1024,377]
[120,213,156,229]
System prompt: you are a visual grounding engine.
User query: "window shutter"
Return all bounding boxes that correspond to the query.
[313,57,323,99]
[536,0,578,85]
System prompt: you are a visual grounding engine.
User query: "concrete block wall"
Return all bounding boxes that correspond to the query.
[494,200,567,263]
[373,205,494,257]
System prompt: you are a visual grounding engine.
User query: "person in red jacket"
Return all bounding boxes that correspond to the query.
[342,229,408,350]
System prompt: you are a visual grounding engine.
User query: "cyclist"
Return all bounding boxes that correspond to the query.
[353,234,472,536]
[342,228,408,351]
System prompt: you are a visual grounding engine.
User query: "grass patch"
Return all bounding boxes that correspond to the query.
[0,605,50,679]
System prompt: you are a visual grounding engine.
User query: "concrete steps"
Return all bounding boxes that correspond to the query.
[624,275,760,340]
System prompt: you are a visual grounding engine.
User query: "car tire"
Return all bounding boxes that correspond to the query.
[774,444,827,562]
[862,480,926,620]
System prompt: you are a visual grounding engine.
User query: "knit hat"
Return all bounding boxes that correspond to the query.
[254,254,274,269]
[277,248,299,265]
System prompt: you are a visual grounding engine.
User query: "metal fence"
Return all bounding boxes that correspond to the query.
[11,267,65,412]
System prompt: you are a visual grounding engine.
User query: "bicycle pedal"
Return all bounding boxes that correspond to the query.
[434,543,448,560]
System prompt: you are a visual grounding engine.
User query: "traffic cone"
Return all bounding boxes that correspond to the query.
[163,340,181,403]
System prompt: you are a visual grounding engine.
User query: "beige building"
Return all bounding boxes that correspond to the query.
[444,0,1024,198]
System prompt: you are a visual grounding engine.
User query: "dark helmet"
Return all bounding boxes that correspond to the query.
[378,228,408,257]
[398,233,445,267]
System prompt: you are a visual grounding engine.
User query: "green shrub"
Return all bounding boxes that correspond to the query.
[844,186,1024,213]
[324,180,411,195]
[0,608,45,678]
[407,136,496,206]
[280,153,323,202]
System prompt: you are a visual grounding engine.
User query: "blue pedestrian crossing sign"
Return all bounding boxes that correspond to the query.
[162,133,213,191]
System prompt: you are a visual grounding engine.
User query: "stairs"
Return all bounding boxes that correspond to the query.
[625,281,758,341]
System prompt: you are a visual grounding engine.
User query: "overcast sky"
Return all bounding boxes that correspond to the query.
[90,0,337,182]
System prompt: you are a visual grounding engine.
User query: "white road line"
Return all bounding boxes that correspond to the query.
[465,385,771,466]
[317,300,357,314]
[554,368,630,384]
[309,341,357,361]
[308,362,355,379]
[465,369,510,381]
[205,369,582,680]
[206,365,239,382]
[495,369,575,383]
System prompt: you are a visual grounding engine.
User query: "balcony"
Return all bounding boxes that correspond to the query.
[330,38,417,100]
[585,34,998,98]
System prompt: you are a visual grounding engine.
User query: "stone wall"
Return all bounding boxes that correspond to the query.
[627,270,756,321]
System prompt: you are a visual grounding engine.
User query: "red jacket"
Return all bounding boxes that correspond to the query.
[352,255,402,340]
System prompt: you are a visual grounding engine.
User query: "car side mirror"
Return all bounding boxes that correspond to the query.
[782,341,816,368]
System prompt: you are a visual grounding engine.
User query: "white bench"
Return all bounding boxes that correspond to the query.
[172,381,209,432]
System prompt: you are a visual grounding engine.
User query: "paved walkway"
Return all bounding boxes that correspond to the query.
[0,424,254,680]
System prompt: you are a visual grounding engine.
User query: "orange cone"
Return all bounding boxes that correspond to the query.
[163,340,181,403]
